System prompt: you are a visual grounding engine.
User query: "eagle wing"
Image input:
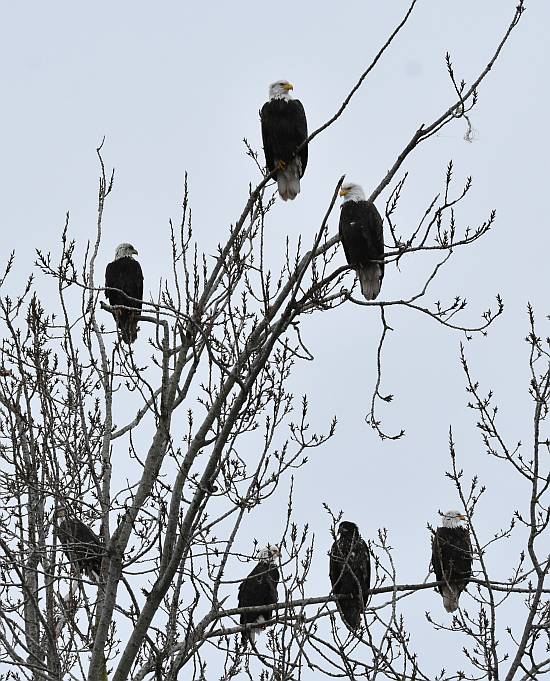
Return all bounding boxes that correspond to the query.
[329,535,371,630]
[57,518,104,579]
[353,538,371,598]
[339,202,382,265]
[71,519,103,548]
[238,562,279,607]
[266,565,280,604]
[329,537,370,595]
[432,527,472,594]
[292,99,308,175]
[329,538,341,588]
[260,99,308,176]
[260,102,276,174]
[364,203,384,270]
[238,561,279,636]
[105,258,144,309]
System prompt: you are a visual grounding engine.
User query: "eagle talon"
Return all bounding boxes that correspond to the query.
[277,160,287,171]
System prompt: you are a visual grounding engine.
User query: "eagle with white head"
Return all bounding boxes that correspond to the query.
[339,182,385,300]
[237,544,281,645]
[260,80,308,201]
[105,243,144,344]
[431,510,473,612]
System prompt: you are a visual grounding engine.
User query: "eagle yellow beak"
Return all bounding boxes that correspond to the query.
[458,514,467,521]
[284,82,294,91]
[339,188,349,197]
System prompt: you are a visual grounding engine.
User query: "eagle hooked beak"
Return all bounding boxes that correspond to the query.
[457,514,467,521]
[132,247,139,256]
[339,188,349,197]
[284,82,294,92]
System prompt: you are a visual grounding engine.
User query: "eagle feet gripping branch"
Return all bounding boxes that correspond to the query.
[277,159,287,171]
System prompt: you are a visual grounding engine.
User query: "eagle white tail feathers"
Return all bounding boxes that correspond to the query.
[277,158,302,201]
[88,568,101,584]
[442,585,460,612]
[242,615,264,647]
[358,264,382,300]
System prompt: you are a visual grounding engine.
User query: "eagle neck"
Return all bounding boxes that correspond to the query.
[270,92,292,102]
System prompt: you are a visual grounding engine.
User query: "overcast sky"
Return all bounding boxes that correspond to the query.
[1,0,549,677]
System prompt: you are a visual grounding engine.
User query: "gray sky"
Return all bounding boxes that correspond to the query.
[1,0,549,677]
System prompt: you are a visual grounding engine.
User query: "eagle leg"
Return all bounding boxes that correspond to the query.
[277,159,287,171]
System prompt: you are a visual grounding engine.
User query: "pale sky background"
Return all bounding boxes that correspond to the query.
[1,1,549,678]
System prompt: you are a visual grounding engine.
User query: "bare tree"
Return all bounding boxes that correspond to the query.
[1,3,544,681]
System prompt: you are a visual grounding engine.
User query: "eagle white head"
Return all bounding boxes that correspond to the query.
[441,510,468,529]
[56,507,68,521]
[269,80,294,101]
[339,182,366,203]
[114,243,139,260]
[257,544,281,562]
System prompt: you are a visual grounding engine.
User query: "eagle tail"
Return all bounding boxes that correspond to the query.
[442,585,460,612]
[337,598,361,632]
[243,628,257,646]
[358,264,382,300]
[241,616,263,647]
[117,311,139,344]
[87,567,101,584]
[86,557,103,583]
[277,158,302,201]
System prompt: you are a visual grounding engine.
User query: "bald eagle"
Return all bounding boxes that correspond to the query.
[56,509,104,582]
[431,510,472,612]
[329,521,371,631]
[238,545,280,645]
[339,183,384,300]
[105,243,143,344]
[261,80,308,201]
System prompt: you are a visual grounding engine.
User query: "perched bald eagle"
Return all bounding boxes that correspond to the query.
[56,508,104,582]
[339,183,384,300]
[329,521,371,632]
[238,545,280,645]
[261,80,308,201]
[431,510,472,612]
[105,243,143,344]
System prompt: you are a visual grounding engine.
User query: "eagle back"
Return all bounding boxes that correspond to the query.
[261,99,308,175]
[339,200,384,271]
[432,526,472,593]
[105,257,144,310]
[57,517,104,577]
[58,518,102,549]
[329,534,371,597]
[238,560,279,606]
